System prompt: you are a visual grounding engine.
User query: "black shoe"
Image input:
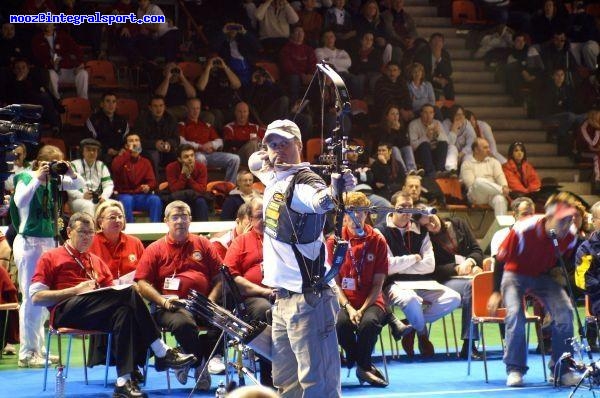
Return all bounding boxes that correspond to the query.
[131,368,145,384]
[459,342,482,360]
[113,380,145,398]
[154,348,196,372]
[386,313,413,341]
[356,365,388,387]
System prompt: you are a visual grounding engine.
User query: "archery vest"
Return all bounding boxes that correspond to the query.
[264,169,328,245]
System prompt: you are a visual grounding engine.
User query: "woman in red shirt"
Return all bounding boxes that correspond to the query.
[328,192,388,387]
[502,141,541,199]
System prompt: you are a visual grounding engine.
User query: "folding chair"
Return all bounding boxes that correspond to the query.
[61,97,92,128]
[85,60,122,89]
[467,271,546,383]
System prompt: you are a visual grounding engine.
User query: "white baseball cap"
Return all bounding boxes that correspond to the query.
[263,119,302,143]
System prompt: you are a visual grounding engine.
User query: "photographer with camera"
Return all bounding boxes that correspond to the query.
[154,62,197,122]
[10,144,84,367]
[67,138,114,217]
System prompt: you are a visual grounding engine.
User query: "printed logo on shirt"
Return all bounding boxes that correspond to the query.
[367,253,375,262]
[192,251,203,262]
[128,254,137,263]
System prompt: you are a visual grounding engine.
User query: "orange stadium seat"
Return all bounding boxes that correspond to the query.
[85,60,121,89]
[61,97,92,127]
[116,98,140,126]
[177,61,204,83]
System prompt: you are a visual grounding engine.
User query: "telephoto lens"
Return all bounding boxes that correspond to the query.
[49,161,68,176]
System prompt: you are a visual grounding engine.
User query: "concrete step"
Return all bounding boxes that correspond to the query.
[515,142,556,156]
[494,130,547,143]
[405,0,431,6]
[562,182,592,195]
[464,106,526,119]
[454,70,496,83]
[454,94,513,106]
[414,16,453,27]
[453,60,487,72]
[538,169,581,181]
[484,119,544,130]
[455,82,505,94]
[440,37,466,49]
[528,156,574,168]
[405,5,438,17]
[451,49,472,60]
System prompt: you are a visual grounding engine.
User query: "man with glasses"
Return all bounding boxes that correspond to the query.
[30,212,196,398]
[248,119,356,397]
[135,201,224,390]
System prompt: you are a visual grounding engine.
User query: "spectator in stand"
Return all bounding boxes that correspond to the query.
[407,62,440,119]
[371,142,407,201]
[538,67,586,152]
[130,0,180,62]
[540,31,579,84]
[415,32,455,101]
[502,141,541,200]
[566,1,600,71]
[111,132,163,223]
[211,203,252,259]
[4,144,28,194]
[530,0,568,46]
[373,61,413,122]
[331,192,388,387]
[375,105,419,176]
[221,170,262,221]
[89,199,144,282]
[280,26,317,105]
[154,63,197,121]
[323,0,356,51]
[0,23,30,68]
[442,105,477,167]
[316,29,365,99]
[217,22,260,87]
[164,144,209,221]
[349,31,384,96]
[179,98,240,183]
[255,0,299,57]
[465,110,507,164]
[582,67,600,110]
[0,231,17,357]
[67,138,114,217]
[505,32,545,105]
[354,0,387,49]
[408,103,454,177]
[578,109,600,185]
[460,137,509,216]
[3,58,61,129]
[135,96,180,177]
[243,67,289,124]
[295,0,323,47]
[135,200,223,390]
[419,210,484,360]
[85,92,130,165]
[223,197,273,386]
[403,174,446,210]
[59,0,103,58]
[223,102,266,168]
[30,23,88,100]
[109,0,138,58]
[196,55,242,129]
[381,0,419,63]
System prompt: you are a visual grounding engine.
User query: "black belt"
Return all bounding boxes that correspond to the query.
[276,285,330,299]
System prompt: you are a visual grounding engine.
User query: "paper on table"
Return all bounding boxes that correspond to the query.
[114,270,136,285]
[78,283,132,295]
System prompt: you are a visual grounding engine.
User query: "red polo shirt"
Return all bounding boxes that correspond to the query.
[327,224,388,310]
[223,122,265,142]
[223,229,264,286]
[32,245,114,293]
[135,234,223,297]
[89,232,145,279]
[178,119,220,145]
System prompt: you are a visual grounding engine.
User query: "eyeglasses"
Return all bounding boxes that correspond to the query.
[103,214,124,222]
[74,229,95,236]
[169,214,191,222]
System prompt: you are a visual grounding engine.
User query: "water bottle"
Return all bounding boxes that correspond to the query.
[55,366,65,398]
[215,380,227,398]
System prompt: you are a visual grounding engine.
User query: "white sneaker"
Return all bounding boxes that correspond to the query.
[3,343,16,355]
[174,364,190,385]
[18,354,47,368]
[506,371,524,387]
[195,365,211,391]
[560,371,583,386]
[208,354,226,375]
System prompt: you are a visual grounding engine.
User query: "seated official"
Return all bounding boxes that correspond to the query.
[418,210,484,359]
[223,198,274,386]
[136,201,224,390]
[331,192,388,387]
[211,203,253,259]
[376,191,461,358]
[164,144,210,221]
[221,170,263,222]
[30,212,195,398]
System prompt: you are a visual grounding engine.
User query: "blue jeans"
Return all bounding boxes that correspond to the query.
[195,151,240,183]
[444,278,478,341]
[501,271,574,375]
[392,145,417,173]
[117,193,163,223]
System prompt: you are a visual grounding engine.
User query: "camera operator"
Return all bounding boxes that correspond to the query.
[154,62,196,122]
[67,138,114,217]
[9,144,84,367]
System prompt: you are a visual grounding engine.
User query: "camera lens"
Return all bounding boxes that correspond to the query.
[49,161,68,176]
[171,68,180,74]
